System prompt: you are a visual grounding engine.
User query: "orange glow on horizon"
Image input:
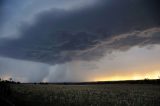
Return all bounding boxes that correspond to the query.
[94,70,160,81]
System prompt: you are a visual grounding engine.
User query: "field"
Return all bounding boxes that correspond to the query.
[9,84,160,106]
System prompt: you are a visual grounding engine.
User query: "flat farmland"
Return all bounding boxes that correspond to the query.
[10,84,160,106]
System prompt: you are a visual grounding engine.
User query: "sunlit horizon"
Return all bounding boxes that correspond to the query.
[94,70,160,81]
[1,70,159,83]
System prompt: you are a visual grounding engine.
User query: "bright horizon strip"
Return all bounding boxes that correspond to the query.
[1,71,160,82]
[94,70,160,81]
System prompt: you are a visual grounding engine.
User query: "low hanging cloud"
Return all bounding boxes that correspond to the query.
[1,45,160,82]
[77,27,160,58]
[0,27,160,65]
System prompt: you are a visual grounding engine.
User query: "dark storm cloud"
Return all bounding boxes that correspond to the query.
[0,0,160,64]
[0,0,5,26]
[78,28,160,59]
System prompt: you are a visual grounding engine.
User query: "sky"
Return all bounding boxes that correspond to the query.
[0,0,160,82]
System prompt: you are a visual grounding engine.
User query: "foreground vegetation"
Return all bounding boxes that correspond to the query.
[9,84,160,106]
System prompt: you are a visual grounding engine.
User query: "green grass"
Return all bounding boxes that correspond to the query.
[11,84,160,106]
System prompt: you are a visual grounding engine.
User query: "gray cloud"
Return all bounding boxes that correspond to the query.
[0,0,160,64]
[0,0,98,39]
[1,0,160,82]
[1,45,160,82]
[1,27,160,65]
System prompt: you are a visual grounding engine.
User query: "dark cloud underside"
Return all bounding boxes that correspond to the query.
[0,0,160,64]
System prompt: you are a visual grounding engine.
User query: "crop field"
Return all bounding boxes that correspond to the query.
[9,84,160,106]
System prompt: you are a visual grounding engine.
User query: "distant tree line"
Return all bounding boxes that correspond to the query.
[0,78,20,84]
[33,79,160,85]
[1,77,160,85]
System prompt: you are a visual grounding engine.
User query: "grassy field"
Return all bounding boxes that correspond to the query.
[10,84,160,106]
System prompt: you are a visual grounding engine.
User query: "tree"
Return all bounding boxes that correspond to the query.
[9,78,12,82]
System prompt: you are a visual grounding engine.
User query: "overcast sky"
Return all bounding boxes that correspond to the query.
[0,0,160,82]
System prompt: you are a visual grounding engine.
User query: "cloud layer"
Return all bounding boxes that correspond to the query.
[0,0,160,82]
[1,45,160,82]
[0,0,160,64]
